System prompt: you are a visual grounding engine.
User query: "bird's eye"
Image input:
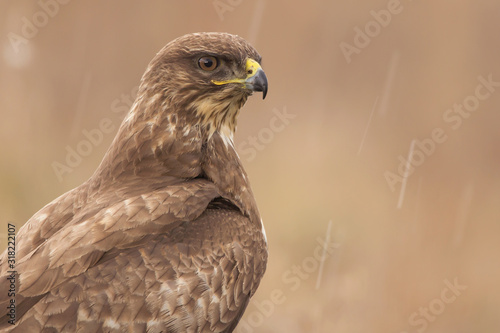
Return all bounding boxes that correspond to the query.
[198,56,218,71]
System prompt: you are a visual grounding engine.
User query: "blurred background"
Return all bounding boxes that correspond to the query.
[1,0,499,332]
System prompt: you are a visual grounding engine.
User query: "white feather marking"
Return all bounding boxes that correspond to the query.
[220,124,235,148]
[123,105,138,124]
[147,113,162,129]
[147,320,158,325]
[148,92,162,106]
[260,218,267,245]
[104,318,121,329]
[77,308,90,322]
[166,123,174,134]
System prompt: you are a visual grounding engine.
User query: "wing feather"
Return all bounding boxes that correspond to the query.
[0,179,220,328]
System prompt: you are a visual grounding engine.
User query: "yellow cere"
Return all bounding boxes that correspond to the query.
[211,58,262,86]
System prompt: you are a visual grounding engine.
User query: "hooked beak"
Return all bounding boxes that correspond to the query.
[211,58,268,99]
[244,59,268,99]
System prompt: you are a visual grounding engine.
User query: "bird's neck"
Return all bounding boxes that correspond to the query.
[89,98,260,222]
[201,132,261,223]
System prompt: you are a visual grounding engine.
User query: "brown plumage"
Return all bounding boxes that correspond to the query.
[0,32,268,332]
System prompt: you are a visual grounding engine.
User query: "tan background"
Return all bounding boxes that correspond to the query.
[1,0,500,332]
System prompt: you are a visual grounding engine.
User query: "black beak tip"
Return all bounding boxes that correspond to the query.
[255,81,268,99]
[260,71,268,99]
[255,72,268,100]
[247,68,268,100]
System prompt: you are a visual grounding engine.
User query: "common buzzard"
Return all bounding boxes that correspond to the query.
[0,32,268,332]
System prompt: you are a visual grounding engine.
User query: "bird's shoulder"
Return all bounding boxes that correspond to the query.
[1,177,222,297]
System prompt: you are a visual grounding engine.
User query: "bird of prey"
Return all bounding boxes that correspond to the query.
[0,32,268,332]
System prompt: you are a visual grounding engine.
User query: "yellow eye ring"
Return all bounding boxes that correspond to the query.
[198,56,218,71]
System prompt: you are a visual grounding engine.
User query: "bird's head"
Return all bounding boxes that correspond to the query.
[135,32,268,140]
